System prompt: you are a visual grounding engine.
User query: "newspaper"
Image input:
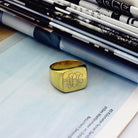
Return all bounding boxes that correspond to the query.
[0,29,137,138]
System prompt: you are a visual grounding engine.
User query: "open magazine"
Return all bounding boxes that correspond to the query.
[0,26,138,138]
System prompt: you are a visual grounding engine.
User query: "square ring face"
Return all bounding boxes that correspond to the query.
[62,67,87,92]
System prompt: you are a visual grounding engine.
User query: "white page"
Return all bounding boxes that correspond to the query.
[95,88,138,138]
[0,34,137,138]
[119,113,138,138]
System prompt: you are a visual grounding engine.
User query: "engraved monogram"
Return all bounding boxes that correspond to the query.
[63,72,84,88]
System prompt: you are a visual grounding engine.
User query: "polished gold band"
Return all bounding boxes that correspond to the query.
[49,60,87,92]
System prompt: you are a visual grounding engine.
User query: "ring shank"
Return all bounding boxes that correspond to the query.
[50,60,84,70]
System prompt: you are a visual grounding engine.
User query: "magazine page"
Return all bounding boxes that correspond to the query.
[119,112,138,138]
[0,32,137,138]
[95,88,138,138]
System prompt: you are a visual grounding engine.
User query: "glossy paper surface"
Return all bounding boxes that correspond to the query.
[0,33,137,138]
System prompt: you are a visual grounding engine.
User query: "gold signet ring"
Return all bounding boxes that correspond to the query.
[49,60,87,93]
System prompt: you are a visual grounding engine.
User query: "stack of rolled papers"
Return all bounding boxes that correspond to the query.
[0,0,137,83]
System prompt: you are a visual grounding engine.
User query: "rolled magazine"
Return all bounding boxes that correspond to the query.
[0,11,137,83]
